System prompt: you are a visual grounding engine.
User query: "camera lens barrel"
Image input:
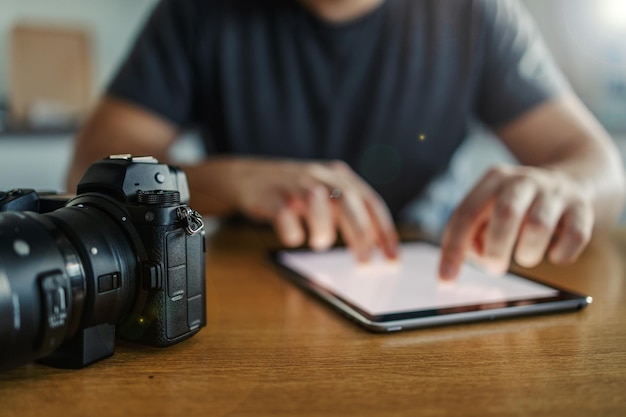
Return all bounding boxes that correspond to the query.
[0,212,83,370]
[0,156,206,371]
[0,199,140,370]
[46,203,139,327]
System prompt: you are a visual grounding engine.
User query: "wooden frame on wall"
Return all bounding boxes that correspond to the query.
[9,22,93,129]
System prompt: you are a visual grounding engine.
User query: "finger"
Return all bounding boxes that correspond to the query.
[305,185,336,251]
[335,190,376,262]
[363,192,399,260]
[336,208,370,263]
[439,168,507,280]
[273,206,306,248]
[242,188,290,220]
[339,172,398,260]
[514,194,564,267]
[304,160,390,259]
[471,220,488,257]
[548,202,593,264]
[482,178,537,275]
[439,202,494,280]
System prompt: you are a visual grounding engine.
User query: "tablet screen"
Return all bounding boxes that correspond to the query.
[276,242,561,317]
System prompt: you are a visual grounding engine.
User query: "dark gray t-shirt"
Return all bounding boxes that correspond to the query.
[109,0,569,216]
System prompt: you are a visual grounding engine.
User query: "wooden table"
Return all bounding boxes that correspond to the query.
[1,221,625,417]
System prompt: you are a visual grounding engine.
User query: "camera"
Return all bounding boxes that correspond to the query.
[0,155,206,371]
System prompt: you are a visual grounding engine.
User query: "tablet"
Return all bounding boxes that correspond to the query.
[272,241,591,332]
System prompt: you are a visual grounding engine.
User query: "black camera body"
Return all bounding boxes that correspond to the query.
[0,155,206,371]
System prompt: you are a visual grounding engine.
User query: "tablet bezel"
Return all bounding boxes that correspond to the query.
[270,241,592,333]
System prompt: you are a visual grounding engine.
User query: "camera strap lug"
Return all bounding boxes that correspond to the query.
[176,206,204,236]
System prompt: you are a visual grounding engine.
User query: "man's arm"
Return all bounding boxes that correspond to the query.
[66,97,399,260]
[439,93,626,279]
[497,93,625,229]
[67,97,251,219]
[66,97,178,191]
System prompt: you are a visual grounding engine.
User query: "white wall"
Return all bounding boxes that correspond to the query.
[0,0,158,101]
[1,0,624,130]
[0,0,625,226]
[0,134,73,191]
[523,0,626,132]
[0,132,202,192]
[0,0,159,192]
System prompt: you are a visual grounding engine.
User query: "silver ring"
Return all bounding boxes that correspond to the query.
[329,188,342,199]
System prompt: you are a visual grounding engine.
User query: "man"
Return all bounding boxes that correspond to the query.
[66,0,625,280]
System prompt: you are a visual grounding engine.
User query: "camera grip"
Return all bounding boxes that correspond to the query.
[120,223,206,346]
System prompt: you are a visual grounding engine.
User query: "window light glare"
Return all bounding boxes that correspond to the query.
[597,0,626,31]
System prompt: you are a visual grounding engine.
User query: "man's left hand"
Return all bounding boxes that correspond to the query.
[439,164,594,280]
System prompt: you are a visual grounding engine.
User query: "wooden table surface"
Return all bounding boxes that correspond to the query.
[1,221,625,417]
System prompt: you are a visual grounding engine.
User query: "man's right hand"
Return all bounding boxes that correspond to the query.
[191,157,399,261]
[66,98,398,261]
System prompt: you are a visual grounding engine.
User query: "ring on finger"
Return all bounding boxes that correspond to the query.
[329,188,342,199]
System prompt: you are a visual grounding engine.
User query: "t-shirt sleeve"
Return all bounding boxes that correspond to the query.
[475,0,571,127]
[107,0,198,128]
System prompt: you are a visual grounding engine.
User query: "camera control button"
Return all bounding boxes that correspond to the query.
[13,240,31,257]
[131,156,158,163]
[168,265,186,299]
[38,272,69,351]
[98,272,121,293]
[108,154,132,160]
[167,232,186,266]
[188,295,203,330]
[142,262,163,290]
[155,172,165,183]
[41,274,68,326]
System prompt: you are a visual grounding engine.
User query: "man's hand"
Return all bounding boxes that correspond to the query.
[196,158,399,261]
[439,164,594,280]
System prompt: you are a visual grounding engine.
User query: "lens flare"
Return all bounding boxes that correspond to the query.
[597,0,626,32]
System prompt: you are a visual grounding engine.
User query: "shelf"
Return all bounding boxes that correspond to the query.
[0,127,78,137]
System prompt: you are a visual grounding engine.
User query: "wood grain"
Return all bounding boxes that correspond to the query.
[1,222,625,417]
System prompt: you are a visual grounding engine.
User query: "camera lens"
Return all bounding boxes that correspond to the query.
[0,197,139,371]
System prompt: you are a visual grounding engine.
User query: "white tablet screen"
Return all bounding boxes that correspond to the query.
[277,242,559,316]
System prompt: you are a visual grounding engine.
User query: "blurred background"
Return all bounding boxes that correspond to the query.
[0,0,625,228]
